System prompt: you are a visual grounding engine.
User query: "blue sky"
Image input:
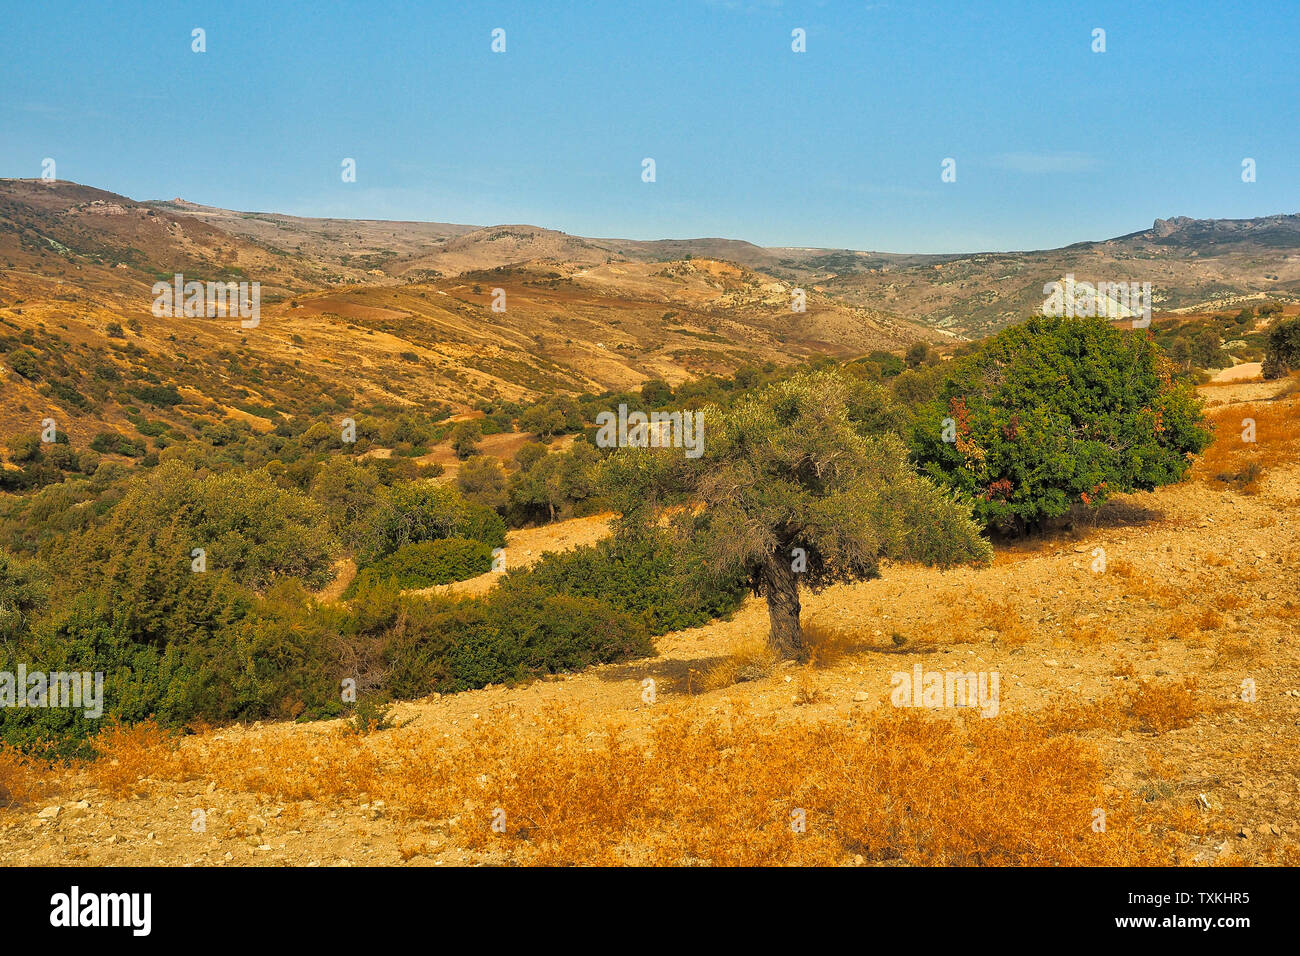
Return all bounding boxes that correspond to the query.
[2,0,1297,253]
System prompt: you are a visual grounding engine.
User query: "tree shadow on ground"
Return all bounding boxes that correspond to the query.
[596,653,734,689]
[990,499,1167,558]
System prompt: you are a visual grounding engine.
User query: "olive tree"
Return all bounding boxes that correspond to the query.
[604,370,990,658]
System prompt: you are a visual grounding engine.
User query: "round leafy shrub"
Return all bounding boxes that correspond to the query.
[347,538,493,595]
[909,315,1212,534]
[498,531,746,635]
[1263,316,1300,379]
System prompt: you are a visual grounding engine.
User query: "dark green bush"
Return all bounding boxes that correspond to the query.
[909,315,1212,534]
[347,538,492,595]
[1263,316,1300,379]
[89,431,146,457]
[129,383,184,407]
[383,585,652,696]
[498,531,746,635]
[6,349,39,379]
[371,481,506,559]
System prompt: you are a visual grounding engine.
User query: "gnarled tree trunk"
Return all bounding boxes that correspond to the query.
[760,554,803,658]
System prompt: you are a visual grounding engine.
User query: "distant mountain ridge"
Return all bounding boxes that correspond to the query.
[4,176,1297,343]
[0,179,921,448]
[148,189,1300,335]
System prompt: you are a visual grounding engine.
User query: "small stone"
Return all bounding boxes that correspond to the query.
[853,692,870,702]
[37,806,60,819]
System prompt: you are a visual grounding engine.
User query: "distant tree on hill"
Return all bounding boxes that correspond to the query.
[1263,316,1300,379]
[513,441,549,472]
[5,434,42,465]
[450,421,482,460]
[603,370,990,658]
[308,457,382,552]
[518,405,566,441]
[1167,336,1192,371]
[1192,328,1223,369]
[457,455,508,511]
[508,442,600,524]
[639,379,674,406]
[371,480,505,559]
[905,341,937,368]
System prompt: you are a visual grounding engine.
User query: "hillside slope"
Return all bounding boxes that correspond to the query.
[3,377,1296,866]
[0,180,924,449]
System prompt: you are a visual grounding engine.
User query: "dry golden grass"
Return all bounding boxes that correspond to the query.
[1211,591,1247,612]
[0,745,42,808]
[696,637,778,692]
[1065,620,1120,646]
[1273,600,1300,622]
[1039,678,1208,736]
[1194,394,1300,494]
[1126,678,1203,734]
[87,721,182,798]
[972,596,1033,648]
[1109,558,1138,579]
[1145,608,1221,644]
[1213,634,1257,666]
[1194,607,1224,631]
[1150,582,1195,610]
[800,616,860,667]
[81,706,1183,866]
[896,597,1030,649]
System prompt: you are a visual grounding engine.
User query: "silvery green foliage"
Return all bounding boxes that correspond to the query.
[603,369,990,655]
